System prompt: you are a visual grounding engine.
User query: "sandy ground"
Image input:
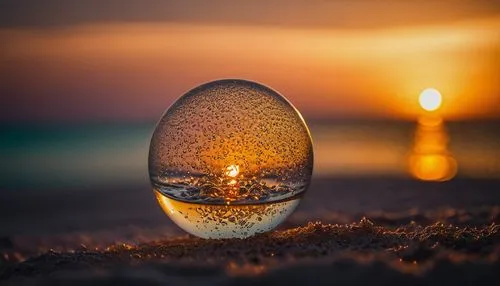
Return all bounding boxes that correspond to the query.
[1,178,499,285]
[1,220,499,285]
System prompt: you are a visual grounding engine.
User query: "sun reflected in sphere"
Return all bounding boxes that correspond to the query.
[419,88,442,112]
[149,79,313,239]
[225,165,240,178]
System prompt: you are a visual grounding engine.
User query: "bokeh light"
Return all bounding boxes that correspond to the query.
[408,113,457,181]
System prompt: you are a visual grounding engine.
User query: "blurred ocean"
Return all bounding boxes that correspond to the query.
[0,119,499,242]
[1,120,499,190]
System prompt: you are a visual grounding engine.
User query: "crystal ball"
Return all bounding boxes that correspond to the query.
[149,79,313,238]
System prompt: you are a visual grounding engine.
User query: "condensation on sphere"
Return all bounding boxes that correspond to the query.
[149,79,313,239]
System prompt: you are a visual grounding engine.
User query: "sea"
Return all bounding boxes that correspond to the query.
[0,119,498,242]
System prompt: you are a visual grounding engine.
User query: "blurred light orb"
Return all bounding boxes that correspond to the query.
[409,154,457,182]
[149,79,313,239]
[419,88,442,112]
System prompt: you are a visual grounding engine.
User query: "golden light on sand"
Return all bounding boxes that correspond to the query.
[225,165,240,178]
[419,88,442,112]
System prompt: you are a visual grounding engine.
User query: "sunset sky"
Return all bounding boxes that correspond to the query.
[1,0,499,122]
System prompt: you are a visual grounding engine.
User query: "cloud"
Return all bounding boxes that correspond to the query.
[0,0,499,29]
[0,16,498,122]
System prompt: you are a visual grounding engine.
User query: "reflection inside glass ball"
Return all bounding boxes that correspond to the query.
[149,79,313,238]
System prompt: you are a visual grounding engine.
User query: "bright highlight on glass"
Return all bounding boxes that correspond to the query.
[419,88,442,112]
[149,79,313,239]
[225,165,239,178]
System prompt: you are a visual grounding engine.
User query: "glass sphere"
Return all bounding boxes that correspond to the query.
[149,79,313,238]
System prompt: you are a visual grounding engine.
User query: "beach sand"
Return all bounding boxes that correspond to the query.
[1,178,499,285]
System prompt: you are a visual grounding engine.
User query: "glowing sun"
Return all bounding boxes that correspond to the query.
[419,88,442,112]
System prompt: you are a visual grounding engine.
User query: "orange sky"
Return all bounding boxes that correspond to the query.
[0,1,499,122]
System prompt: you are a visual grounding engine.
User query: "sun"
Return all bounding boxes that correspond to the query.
[419,88,442,112]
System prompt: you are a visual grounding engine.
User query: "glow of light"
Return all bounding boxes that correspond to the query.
[408,117,458,182]
[419,88,442,112]
[409,154,457,182]
[225,165,239,177]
